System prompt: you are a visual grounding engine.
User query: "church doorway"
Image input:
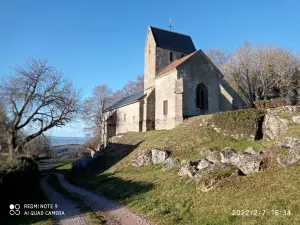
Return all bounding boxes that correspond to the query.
[196,83,208,112]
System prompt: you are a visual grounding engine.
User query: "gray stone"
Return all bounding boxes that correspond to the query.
[151,149,168,164]
[220,147,237,163]
[278,136,300,149]
[292,116,300,124]
[206,151,221,163]
[163,158,180,171]
[277,154,300,166]
[178,165,197,178]
[196,163,242,192]
[199,148,220,162]
[180,159,189,166]
[263,114,292,140]
[132,149,152,167]
[196,159,213,170]
[229,153,265,174]
[244,147,263,155]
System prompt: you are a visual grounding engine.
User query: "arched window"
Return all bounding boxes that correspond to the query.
[196,83,208,110]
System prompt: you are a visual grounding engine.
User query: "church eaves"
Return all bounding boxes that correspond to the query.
[104,91,145,112]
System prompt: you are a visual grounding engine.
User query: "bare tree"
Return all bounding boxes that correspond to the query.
[24,135,51,158]
[0,59,81,157]
[113,74,144,101]
[205,49,229,73]
[82,84,113,136]
[223,42,299,104]
[82,74,144,138]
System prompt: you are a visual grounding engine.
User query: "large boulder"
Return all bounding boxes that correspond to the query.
[220,147,265,174]
[163,158,180,171]
[277,153,300,166]
[132,149,152,167]
[229,153,265,174]
[275,136,300,166]
[263,114,291,140]
[151,149,168,164]
[220,147,237,164]
[278,136,300,150]
[178,166,197,178]
[196,163,242,192]
[199,148,220,163]
[178,161,197,178]
[196,159,214,170]
[292,116,300,124]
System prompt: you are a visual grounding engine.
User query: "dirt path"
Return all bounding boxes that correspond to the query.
[55,173,153,225]
[40,176,89,225]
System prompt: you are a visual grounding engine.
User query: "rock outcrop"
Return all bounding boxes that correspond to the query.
[277,136,300,166]
[196,163,242,192]
[132,150,153,167]
[292,116,300,124]
[263,114,291,140]
[151,149,168,164]
[163,158,180,171]
[220,147,265,174]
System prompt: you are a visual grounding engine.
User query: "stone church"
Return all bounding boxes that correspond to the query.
[102,26,245,144]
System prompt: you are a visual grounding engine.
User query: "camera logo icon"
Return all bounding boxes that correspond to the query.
[9,204,20,216]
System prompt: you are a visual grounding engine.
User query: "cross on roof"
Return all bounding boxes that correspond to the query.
[168,18,174,31]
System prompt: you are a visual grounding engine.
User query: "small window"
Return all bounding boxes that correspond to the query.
[181,53,185,58]
[196,83,208,110]
[133,116,135,121]
[163,100,168,115]
[170,52,173,62]
[124,113,126,122]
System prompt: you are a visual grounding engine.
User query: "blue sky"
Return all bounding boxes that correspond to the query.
[1,0,300,137]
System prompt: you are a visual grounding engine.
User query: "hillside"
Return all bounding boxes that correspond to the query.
[58,108,300,225]
[49,136,87,146]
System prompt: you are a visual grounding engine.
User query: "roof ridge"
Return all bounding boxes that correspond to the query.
[149,26,191,37]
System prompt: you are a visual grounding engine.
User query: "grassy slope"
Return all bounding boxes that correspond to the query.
[58,115,300,225]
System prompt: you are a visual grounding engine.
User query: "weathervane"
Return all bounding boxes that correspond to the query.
[169,18,174,31]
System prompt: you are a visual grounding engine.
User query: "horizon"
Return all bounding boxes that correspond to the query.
[1,0,300,137]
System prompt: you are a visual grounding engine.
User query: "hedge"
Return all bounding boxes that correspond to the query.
[212,108,266,140]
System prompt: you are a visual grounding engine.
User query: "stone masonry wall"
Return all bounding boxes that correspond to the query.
[144,28,157,91]
[178,51,223,116]
[155,70,179,130]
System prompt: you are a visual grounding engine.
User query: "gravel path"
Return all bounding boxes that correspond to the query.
[40,176,89,225]
[55,173,153,225]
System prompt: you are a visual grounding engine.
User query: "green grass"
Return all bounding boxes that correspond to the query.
[277,112,298,121]
[56,114,300,225]
[39,158,78,164]
[284,124,300,136]
[47,174,106,225]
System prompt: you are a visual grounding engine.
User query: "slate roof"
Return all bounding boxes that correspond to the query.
[105,91,144,111]
[150,26,196,53]
[157,51,198,77]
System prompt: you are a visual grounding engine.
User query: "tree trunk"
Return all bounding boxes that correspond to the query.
[7,132,17,158]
